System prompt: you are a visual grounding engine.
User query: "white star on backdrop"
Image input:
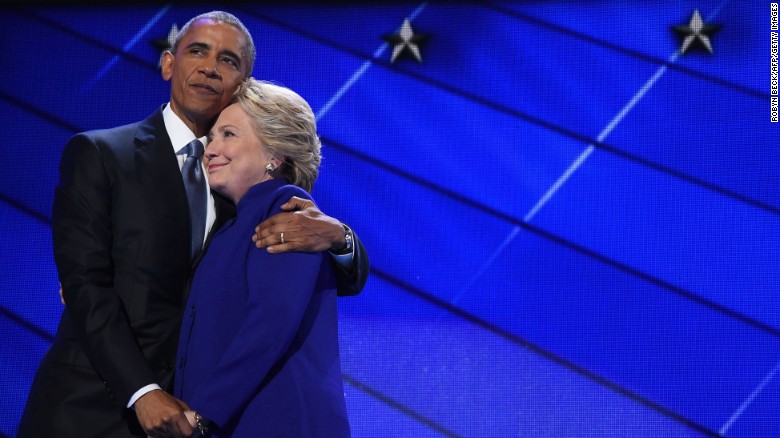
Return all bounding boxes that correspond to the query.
[673,10,721,54]
[152,24,179,68]
[383,19,429,63]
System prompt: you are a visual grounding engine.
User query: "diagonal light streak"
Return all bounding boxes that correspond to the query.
[719,358,780,435]
[451,225,521,305]
[80,5,171,95]
[457,2,729,301]
[315,3,428,121]
[524,49,679,224]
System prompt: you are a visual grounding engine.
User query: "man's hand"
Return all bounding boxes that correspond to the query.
[184,410,198,428]
[253,196,345,254]
[134,390,194,438]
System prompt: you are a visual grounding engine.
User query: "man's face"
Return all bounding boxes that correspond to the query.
[161,19,248,131]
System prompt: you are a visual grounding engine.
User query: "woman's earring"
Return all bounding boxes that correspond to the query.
[266,163,276,173]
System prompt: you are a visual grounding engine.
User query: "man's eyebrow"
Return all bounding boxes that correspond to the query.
[184,42,241,65]
[219,49,242,66]
[184,41,211,51]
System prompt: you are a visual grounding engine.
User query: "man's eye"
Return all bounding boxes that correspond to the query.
[222,57,238,68]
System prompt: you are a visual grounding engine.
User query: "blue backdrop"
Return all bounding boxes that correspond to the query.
[1,1,778,437]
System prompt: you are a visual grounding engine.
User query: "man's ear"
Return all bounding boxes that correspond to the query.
[161,51,174,81]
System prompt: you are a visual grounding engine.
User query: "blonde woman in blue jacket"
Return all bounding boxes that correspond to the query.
[175,78,350,437]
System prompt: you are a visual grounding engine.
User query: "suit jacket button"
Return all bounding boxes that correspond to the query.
[162,360,174,371]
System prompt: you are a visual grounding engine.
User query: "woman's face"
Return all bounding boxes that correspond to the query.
[206,103,275,203]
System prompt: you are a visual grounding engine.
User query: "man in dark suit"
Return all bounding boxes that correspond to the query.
[18,11,367,438]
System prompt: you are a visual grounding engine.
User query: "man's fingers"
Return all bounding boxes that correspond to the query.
[146,414,192,438]
[171,414,195,438]
[279,196,312,212]
[255,229,292,249]
[256,213,293,234]
[134,391,193,438]
[254,213,300,246]
[252,197,326,251]
[184,411,197,428]
[265,242,294,254]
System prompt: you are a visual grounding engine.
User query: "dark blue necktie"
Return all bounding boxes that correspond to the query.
[178,139,207,262]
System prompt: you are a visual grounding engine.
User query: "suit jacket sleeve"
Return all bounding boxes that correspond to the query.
[333,227,369,297]
[53,133,156,406]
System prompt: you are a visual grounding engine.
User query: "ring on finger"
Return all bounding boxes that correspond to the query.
[280,232,285,244]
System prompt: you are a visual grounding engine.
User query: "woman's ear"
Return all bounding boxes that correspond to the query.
[271,156,284,171]
[265,156,283,174]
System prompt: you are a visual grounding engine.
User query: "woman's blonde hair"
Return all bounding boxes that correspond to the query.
[232,78,321,192]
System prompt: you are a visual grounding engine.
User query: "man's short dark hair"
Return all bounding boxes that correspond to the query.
[172,11,256,76]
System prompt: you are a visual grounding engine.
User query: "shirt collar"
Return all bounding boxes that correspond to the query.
[162,103,208,152]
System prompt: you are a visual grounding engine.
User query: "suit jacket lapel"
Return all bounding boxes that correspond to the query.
[134,107,192,273]
[133,107,241,300]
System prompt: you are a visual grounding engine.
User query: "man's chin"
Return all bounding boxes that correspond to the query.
[187,106,224,123]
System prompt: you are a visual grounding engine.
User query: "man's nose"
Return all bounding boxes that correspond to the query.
[199,58,221,78]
